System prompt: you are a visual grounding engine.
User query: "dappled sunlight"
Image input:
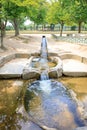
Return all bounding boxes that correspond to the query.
[59,77,87,100]
[0,80,23,115]
[1,86,19,94]
[12,81,23,87]
[0,80,23,94]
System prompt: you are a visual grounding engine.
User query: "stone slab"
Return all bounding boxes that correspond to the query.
[63,59,87,76]
[0,58,29,79]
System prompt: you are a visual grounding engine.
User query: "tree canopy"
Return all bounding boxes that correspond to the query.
[1,0,87,40]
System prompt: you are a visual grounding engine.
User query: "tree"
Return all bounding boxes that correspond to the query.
[3,0,27,36]
[5,0,45,35]
[47,0,72,36]
[1,0,45,39]
[71,1,87,33]
[0,0,7,49]
[27,0,48,30]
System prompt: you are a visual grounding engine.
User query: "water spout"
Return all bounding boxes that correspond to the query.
[41,36,48,59]
[40,36,49,80]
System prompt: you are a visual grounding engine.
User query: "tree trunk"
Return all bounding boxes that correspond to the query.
[60,21,64,37]
[0,20,7,49]
[13,18,19,36]
[36,24,38,30]
[33,23,36,30]
[78,21,82,33]
[42,24,44,31]
[43,24,46,31]
[1,29,4,48]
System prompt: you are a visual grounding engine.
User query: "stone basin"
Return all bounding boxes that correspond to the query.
[22,56,63,79]
[31,57,57,68]
[0,53,63,79]
[0,53,87,79]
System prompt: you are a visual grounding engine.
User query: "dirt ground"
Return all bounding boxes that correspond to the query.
[0,34,87,58]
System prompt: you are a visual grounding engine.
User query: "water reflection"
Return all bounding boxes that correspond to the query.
[24,79,86,130]
[0,80,23,115]
[0,79,42,130]
[0,80,23,130]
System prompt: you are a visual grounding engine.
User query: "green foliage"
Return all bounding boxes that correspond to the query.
[76,0,87,5]
[71,1,87,23]
[27,0,48,25]
[3,1,26,19]
[47,0,72,25]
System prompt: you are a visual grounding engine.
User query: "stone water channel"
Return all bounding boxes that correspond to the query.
[0,36,87,130]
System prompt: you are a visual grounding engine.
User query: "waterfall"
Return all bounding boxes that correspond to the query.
[40,36,49,80]
[40,70,49,80]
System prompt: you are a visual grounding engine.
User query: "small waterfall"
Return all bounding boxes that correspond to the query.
[40,36,49,80]
[40,70,49,80]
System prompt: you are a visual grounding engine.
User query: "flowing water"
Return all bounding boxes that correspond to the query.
[24,36,87,130]
[41,36,48,59]
[24,79,87,130]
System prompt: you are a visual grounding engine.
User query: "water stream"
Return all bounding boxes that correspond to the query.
[41,35,48,59]
[40,36,49,80]
[24,36,87,130]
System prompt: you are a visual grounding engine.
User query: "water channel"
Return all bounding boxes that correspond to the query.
[24,36,87,130]
[0,36,87,130]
